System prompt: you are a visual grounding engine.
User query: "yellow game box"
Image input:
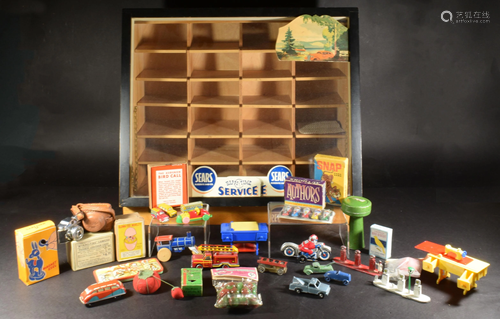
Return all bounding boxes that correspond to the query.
[314,154,349,205]
[15,220,59,285]
[114,213,146,262]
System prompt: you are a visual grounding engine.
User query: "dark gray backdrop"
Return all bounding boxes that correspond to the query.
[1,0,499,198]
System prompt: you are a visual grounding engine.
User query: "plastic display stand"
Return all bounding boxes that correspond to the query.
[267,202,349,258]
[148,204,210,257]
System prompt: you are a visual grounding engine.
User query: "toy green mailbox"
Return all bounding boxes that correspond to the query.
[341,196,372,250]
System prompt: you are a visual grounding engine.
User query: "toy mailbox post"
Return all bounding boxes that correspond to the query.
[341,196,372,250]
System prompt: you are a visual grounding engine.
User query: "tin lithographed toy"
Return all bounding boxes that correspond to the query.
[15,220,59,285]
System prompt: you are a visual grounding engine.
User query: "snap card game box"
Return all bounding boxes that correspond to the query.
[313,154,349,205]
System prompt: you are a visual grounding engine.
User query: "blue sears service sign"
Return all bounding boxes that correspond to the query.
[191,166,217,193]
[267,165,292,192]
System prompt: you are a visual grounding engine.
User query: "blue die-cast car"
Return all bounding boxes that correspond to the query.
[324,270,351,285]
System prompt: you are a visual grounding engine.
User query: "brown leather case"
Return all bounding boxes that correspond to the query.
[71,203,115,232]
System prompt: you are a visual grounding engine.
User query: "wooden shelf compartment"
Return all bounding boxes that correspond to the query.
[190,23,240,52]
[137,138,188,164]
[295,108,346,138]
[189,52,240,81]
[295,61,348,80]
[241,81,292,107]
[137,82,188,106]
[242,108,293,137]
[242,52,293,80]
[133,164,149,197]
[190,81,239,107]
[241,21,290,51]
[242,138,293,164]
[189,138,240,165]
[133,23,188,53]
[295,80,347,107]
[241,164,293,177]
[190,107,240,138]
[294,164,314,179]
[295,138,344,164]
[190,164,240,178]
[135,53,188,81]
[136,106,187,138]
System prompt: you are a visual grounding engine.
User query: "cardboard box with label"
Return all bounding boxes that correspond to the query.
[66,231,115,271]
[114,213,146,261]
[15,220,59,285]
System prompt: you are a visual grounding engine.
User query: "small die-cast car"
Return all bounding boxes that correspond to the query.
[79,279,126,306]
[289,276,330,298]
[257,257,288,275]
[176,207,212,224]
[158,203,177,217]
[303,262,334,275]
[324,270,351,285]
[151,207,169,223]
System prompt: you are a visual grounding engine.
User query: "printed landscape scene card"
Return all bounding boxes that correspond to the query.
[276,15,349,62]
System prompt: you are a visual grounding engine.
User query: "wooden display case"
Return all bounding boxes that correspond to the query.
[120,8,362,208]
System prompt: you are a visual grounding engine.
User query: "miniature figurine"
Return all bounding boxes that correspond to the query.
[289,276,330,298]
[80,279,126,306]
[291,207,302,217]
[301,207,311,218]
[299,234,319,258]
[311,209,322,220]
[281,236,332,263]
[281,205,293,216]
[321,209,333,221]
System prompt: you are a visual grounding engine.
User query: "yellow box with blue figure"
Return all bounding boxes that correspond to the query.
[15,220,59,285]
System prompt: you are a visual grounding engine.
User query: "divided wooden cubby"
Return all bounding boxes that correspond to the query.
[120,9,362,207]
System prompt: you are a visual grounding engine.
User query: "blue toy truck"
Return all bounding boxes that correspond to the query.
[220,221,268,254]
[155,231,195,262]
